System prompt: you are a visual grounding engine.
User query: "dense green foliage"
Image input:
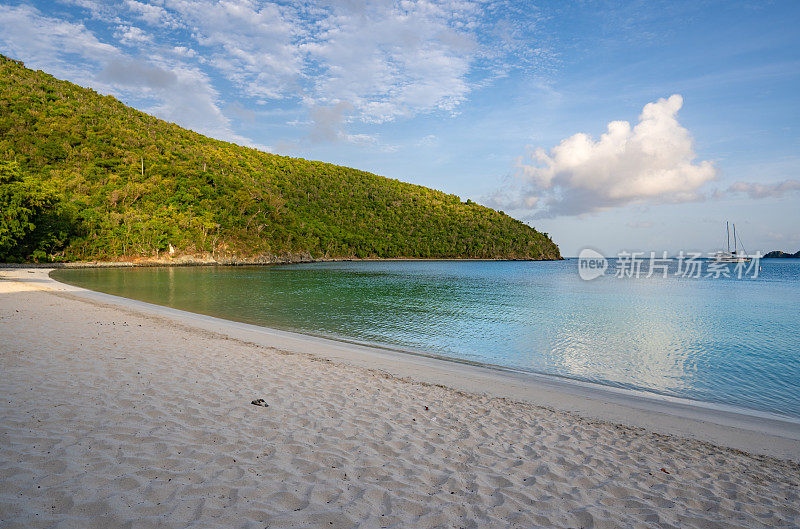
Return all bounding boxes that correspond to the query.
[0,55,560,262]
[0,160,77,262]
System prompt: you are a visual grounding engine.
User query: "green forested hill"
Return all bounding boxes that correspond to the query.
[0,55,560,262]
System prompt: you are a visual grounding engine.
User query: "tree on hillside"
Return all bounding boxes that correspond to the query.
[0,161,77,262]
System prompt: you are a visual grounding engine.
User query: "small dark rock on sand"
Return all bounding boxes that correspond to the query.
[251,399,268,407]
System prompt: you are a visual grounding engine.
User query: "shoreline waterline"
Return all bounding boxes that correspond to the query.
[4,271,799,527]
[0,256,565,270]
[49,260,800,421]
[2,267,799,460]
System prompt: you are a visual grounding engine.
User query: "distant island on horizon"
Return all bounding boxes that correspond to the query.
[0,54,560,264]
[764,250,800,258]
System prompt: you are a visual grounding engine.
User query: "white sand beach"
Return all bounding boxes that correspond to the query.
[1,268,798,528]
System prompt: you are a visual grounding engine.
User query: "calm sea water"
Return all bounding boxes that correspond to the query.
[52,260,800,419]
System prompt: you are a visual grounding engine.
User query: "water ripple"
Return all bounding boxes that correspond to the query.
[53,259,800,418]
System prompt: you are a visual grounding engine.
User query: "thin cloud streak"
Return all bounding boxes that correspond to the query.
[727,179,800,199]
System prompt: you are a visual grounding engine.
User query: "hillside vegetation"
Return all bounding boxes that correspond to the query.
[0,55,560,262]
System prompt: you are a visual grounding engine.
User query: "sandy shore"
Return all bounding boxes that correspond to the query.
[1,269,798,528]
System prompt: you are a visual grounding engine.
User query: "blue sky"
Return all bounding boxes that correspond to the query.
[1,0,798,256]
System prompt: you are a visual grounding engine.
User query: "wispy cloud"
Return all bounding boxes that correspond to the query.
[727,179,800,199]
[114,25,152,46]
[10,1,552,147]
[416,134,439,147]
[160,0,526,125]
[307,102,354,143]
[125,0,180,28]
[503,95,718,217]
[298,1,478,124]
[166,0,301,101]
[0,3,117,84]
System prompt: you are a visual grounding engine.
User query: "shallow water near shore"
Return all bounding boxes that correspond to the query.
[52,259,800,419]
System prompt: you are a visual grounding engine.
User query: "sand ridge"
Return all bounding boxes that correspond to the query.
[1,271,799,528]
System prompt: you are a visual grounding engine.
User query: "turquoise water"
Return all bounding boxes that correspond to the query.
[52,260,800,419]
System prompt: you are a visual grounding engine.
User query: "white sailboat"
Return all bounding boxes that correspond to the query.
[712,222,750,263]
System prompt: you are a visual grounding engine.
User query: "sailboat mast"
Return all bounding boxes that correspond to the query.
[727,222,730,253]
[733,223,737,254]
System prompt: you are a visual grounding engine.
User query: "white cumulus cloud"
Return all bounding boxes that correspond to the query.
[511,95,718,217]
